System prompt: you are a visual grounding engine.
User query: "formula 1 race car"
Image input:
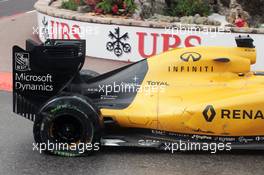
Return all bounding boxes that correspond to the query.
[12,36,264,156]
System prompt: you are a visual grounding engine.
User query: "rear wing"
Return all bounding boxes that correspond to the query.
[13,39,86,121]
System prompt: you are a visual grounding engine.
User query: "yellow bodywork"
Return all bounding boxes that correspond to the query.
[101,46,264,136]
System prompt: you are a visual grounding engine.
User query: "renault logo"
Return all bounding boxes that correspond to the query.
[180,52,201,62]
[203,105,216,122]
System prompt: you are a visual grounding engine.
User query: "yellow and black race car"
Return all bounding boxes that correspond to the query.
[12,36,264,156]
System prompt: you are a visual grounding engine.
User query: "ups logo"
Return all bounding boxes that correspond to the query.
[180,52,201,62]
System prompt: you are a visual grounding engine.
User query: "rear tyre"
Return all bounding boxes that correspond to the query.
[80,69,100,82]
[33,97,101,157]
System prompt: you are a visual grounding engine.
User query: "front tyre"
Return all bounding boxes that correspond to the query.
[33,97,102,157]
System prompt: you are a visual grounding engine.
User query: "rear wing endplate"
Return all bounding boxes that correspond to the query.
[13,39,86,121]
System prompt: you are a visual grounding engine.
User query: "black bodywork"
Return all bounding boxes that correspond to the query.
[13,39,148,121]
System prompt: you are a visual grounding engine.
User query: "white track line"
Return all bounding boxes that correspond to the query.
[26,10,36,14]
[0,10,36,20]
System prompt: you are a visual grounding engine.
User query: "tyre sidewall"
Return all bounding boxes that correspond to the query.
[34,97,102,156]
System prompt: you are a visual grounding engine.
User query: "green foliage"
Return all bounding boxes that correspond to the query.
[61,0,79,11]
[167,0,211,17]
[96,0,137,15]
[79,0,86,6]
[96,0,113,13]
[124,0,137,13]
[61,0,137,14]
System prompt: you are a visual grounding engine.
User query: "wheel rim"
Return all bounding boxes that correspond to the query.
[51,115,83,144]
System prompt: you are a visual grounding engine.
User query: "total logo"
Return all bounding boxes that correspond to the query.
[202,105,264,122]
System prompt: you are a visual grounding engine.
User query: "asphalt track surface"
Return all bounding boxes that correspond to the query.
[0,0,37,17]
[1,91,264,175]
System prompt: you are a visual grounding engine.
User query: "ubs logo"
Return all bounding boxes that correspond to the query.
[180,52,201,62]
[15,52,30,71]
[106,27,131,57]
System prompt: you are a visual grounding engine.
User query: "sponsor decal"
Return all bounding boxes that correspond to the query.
[151,130,166,136]
[203,105,216,122]
[214,137,236,142]
[49,19,83,40]
[106,27,131,57]
[191,135,212,140]
[168,65,214,73]
[136,33,202,58]
[147,81,169,86]
[41,17,49,40]
[238,137,254,143]
[151,130,264,144]
[100,95,118,100]
[180,52,201,62]
[15,53,30,72]
[168,52,214,73]
[221,109,264,120]
[14,73,53,92]
[203,105,264,122]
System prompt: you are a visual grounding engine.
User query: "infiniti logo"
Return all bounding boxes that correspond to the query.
[180,52,201,62]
